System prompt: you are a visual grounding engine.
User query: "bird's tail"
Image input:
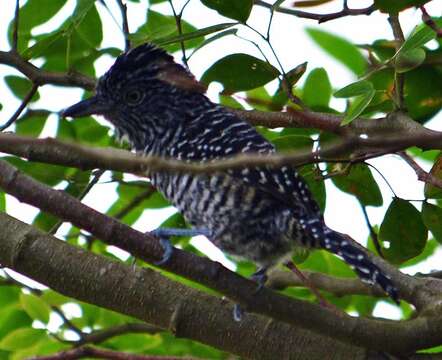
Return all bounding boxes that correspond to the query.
[301,219,399,303]
[323,229,399,303]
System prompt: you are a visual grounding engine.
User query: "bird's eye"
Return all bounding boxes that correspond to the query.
[125,89,143,105]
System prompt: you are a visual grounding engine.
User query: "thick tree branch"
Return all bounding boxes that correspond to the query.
[0,211,367,359]
[1,160,442,354]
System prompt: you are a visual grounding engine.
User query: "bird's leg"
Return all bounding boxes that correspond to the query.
[233,266,269,322]
[150,228,211,265]
[284,260,339,312]
[251,267,268,293]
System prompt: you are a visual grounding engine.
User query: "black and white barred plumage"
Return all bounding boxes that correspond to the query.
[63,43,398,302]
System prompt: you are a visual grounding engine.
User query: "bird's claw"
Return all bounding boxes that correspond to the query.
[154,237,174,266]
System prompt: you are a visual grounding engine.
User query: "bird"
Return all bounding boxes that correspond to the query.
[62,43,399,307]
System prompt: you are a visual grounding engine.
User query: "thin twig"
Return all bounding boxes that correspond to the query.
[388,14,406,110]
[116,0,131,51]
[168,0,188,67]
[49,170,106,235]
[27,346,197,360]
[398,151,442,190]
[420,6,442,38]
[51,306,85,339]
[359,203,383,258]
[255,0,377,24]
[12,0,20,52]
[0,84,38,131]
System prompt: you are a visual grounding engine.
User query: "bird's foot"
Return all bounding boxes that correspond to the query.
[151,227,211,265]
[232,267,269,321]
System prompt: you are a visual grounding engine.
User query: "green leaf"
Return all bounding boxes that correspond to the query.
[4,76,39,102]
[400,26,436,53]
[132,10,202,51]
[374,0,431,13]
[341,90,376,125]
[404,65,442,123]
[306,28,367,75]
[334,80,374,98]
[0,308,32,341]
[15,111,49,137]
[200,0,253,22]
[422,203,442,244]
[7,0,67,52]
[190,29,238,57]
[424,155,442,199]
[20,294,51,324]
[379,198,428,264]
[302,68,331,108]
[152,23,236,47]
[330,164,383,207]
[201,54,280,93]
[0,328,46,351]
[395,48,426,73]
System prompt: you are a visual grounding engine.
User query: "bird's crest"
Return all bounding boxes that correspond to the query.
[101,43,207,93]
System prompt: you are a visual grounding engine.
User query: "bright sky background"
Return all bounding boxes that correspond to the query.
[0,0,441,322]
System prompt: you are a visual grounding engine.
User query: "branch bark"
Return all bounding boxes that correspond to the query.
[0,211,367,360]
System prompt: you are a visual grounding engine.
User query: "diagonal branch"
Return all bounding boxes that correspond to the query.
[0,84,38,131]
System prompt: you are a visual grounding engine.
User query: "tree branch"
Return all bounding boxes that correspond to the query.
[254,0,377,23]
[0,211,368,359]
[398,151,442,190]
[1,159,442,354]
[116,0,131,51]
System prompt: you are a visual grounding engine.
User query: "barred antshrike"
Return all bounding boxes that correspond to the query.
[62,44,398,304]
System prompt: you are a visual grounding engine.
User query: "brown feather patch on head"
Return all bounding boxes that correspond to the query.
[157,64,208,94]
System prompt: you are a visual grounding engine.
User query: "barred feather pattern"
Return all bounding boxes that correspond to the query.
[86,44,398,302]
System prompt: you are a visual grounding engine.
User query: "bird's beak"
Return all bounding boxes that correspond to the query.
[61,96,108,118]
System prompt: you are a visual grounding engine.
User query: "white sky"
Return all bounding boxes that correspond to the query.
[0,0,441,320]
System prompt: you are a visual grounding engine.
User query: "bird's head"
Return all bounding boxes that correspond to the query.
[62,43,207,147]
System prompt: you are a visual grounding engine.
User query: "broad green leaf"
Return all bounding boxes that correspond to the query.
[334,80,374,98]
[15,111,49,136]
[306,28,367,75]
[153,23,236,47]
[200,0,253,22]
[404,65,442,123]
[132,10,202,51]
[374,0,431,13]
[424,155,442,199]
[400,26,436,53]
[20,294,51,324]
[0,308,32,340]
[7,0,67,52]
[190,28,238,57]
[0,328,46,351]
[379,198,427,264]
[395,48,426,73]
[5,157,67,187]
[245,87,272,111]
[22,31,64,60]
[4,76,39,102]
[0,286,20,308]
[341,90,376,125]
[105,333,163,352]
[422,203,442,244]
[330,163,383,207]
[302,68,331,108]
[201,54,280,93]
